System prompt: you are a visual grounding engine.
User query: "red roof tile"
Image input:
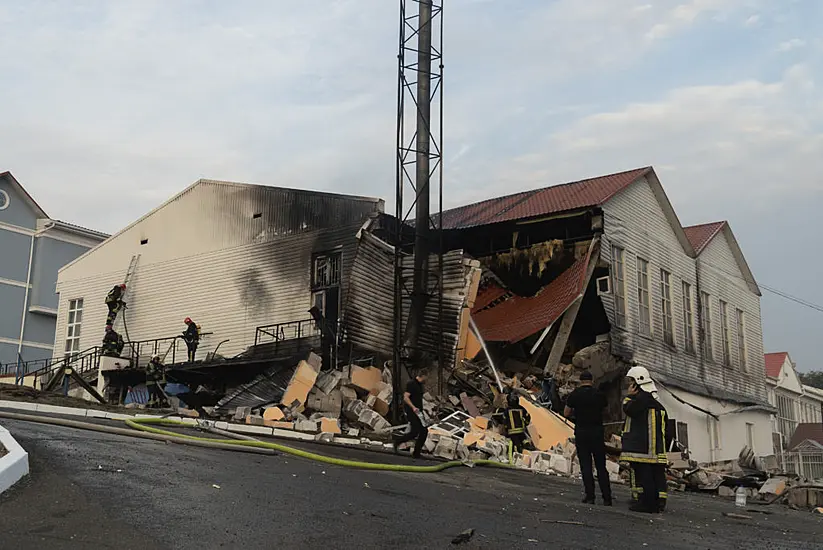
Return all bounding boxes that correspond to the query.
[440,167,652,229]
[764,352,788,378]
[788,423,823,450]
[471,252,591,343]
[683,221,726,254]
[472,283,509,313]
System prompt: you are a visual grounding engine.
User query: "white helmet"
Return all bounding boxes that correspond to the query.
[151,354,162,362]
[626,366,658,394]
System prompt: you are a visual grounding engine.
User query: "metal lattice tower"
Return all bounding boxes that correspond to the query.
[393,0,445,413]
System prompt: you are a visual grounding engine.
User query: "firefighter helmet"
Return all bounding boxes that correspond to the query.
[184,317,192,324]
[626,365,658,393]
[119,284,126,290]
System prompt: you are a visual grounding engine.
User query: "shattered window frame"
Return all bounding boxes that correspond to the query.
[700,291,714,362]
[64,298,84,359]
[682,281,695,352]
[636,257,652,336]
[659,269,674,346]
[312,251,342,290]
[736,308,747,372]
[611,245,627,328]
[676,421,690,450]
[708,416,721,450]
[719,300,731,367]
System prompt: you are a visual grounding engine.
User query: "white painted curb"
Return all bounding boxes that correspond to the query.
[0,423,29,495]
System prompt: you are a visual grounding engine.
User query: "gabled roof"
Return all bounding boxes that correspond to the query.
[471,250,592,344]
[683,221,726,253]
[788,423,823,451]
[0,171,49,219]
[686,220,761,296]
[440,167,652,230]
[765,352,788,378]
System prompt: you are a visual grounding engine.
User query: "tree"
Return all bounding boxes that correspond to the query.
[799,371,823,390]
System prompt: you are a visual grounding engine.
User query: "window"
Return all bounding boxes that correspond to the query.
[660,269,674,345]
[64,298,84,358]
[312,251,342,289]
[140,238,149,245]
[676,421,690,451]
[736,308,747,371]
[636,258,651,336]
[682,282,695,352]
[611,246,627,328]
[709,417,721,450]
[746,423,755,450]
[700,292,714,361]
[776,393,797,443]
[719,300,731,366]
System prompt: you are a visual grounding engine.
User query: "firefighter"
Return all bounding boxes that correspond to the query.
[146,354,167,408]
[182,317,200,362]
[492,390,529,454]
[620,366,669,514]
[105,284,127,327]
[101,326,124,357]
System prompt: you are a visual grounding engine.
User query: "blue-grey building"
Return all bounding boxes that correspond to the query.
[0,171,108,369]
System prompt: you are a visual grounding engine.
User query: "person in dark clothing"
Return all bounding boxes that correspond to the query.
[620,366,669,514]
[494,391,529,454]
[145,354,167,408]
[105,284,127,327]
[182,317,200,362]
[393,370,429,458]
[565,371,613,506]
[101,326,124,357]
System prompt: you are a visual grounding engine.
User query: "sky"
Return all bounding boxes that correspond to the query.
[1,0,821,371]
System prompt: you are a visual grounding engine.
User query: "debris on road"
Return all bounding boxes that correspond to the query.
[451,528,474,545]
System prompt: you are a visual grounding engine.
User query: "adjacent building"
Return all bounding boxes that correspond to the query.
[53,178,384,363]
[444,166,773,463]
[765,351,823,453]
[0,171,107,369]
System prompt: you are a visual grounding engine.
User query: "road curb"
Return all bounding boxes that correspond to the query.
[0,400,437,462]
[0,423,29,495]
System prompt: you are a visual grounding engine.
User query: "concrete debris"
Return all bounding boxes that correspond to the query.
[263,407,285,422]
[280,354,322,410]
[759,477,788,497]
[348,365,383,393]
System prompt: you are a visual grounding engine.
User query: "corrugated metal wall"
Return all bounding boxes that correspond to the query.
[600,177,767,404]
[344,231,476,365]
[54,181,381,360]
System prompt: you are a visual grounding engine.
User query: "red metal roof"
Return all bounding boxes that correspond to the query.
[471,253,591,343]
[472,283,509,313]
[764,352,788,378]
[788,423,823,451]
[683,221,726,254]
[440,167,652,229]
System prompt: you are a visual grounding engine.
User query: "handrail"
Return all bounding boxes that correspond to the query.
[124,332,214,366]
[1,346,101,380]
[254,319,321,348]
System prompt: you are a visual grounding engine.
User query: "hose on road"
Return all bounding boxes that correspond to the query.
[0,410,512,474]
[125,417,511,473]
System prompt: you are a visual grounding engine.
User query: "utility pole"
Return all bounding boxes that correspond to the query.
[393,0,444,421]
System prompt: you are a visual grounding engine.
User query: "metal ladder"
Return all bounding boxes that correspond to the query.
[111,254,140,332]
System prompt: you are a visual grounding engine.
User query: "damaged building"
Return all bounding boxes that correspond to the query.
[52,179,384,367]
[438,166,773,464]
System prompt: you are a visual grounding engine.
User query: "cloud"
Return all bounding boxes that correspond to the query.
[777,38,806,52]
[483,64,823,218]
[744,14,761,27]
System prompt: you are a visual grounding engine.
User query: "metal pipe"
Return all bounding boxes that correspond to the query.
[406,0,434,359]
[468,316,504,393]
[18,222,55,358]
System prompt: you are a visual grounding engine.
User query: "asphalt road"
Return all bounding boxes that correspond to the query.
[1,419,822,550]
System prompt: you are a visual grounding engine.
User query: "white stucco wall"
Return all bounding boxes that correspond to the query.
[658,388,772,464]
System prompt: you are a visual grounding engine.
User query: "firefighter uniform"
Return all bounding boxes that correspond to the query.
[496,393,529,454]
[102,327,124,357]
[182,318,200,362]
[146,356,167,408]
[105,285,126,327]
[620,389,668,513]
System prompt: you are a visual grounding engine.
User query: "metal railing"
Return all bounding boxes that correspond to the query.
[0,346,103,391]
[254,319,322,349]
[780,451,823,481]
[124,332,214,366]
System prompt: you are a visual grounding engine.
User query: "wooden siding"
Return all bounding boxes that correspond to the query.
[600,177,767,404]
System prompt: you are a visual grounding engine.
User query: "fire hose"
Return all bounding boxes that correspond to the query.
[0,411,512,474]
